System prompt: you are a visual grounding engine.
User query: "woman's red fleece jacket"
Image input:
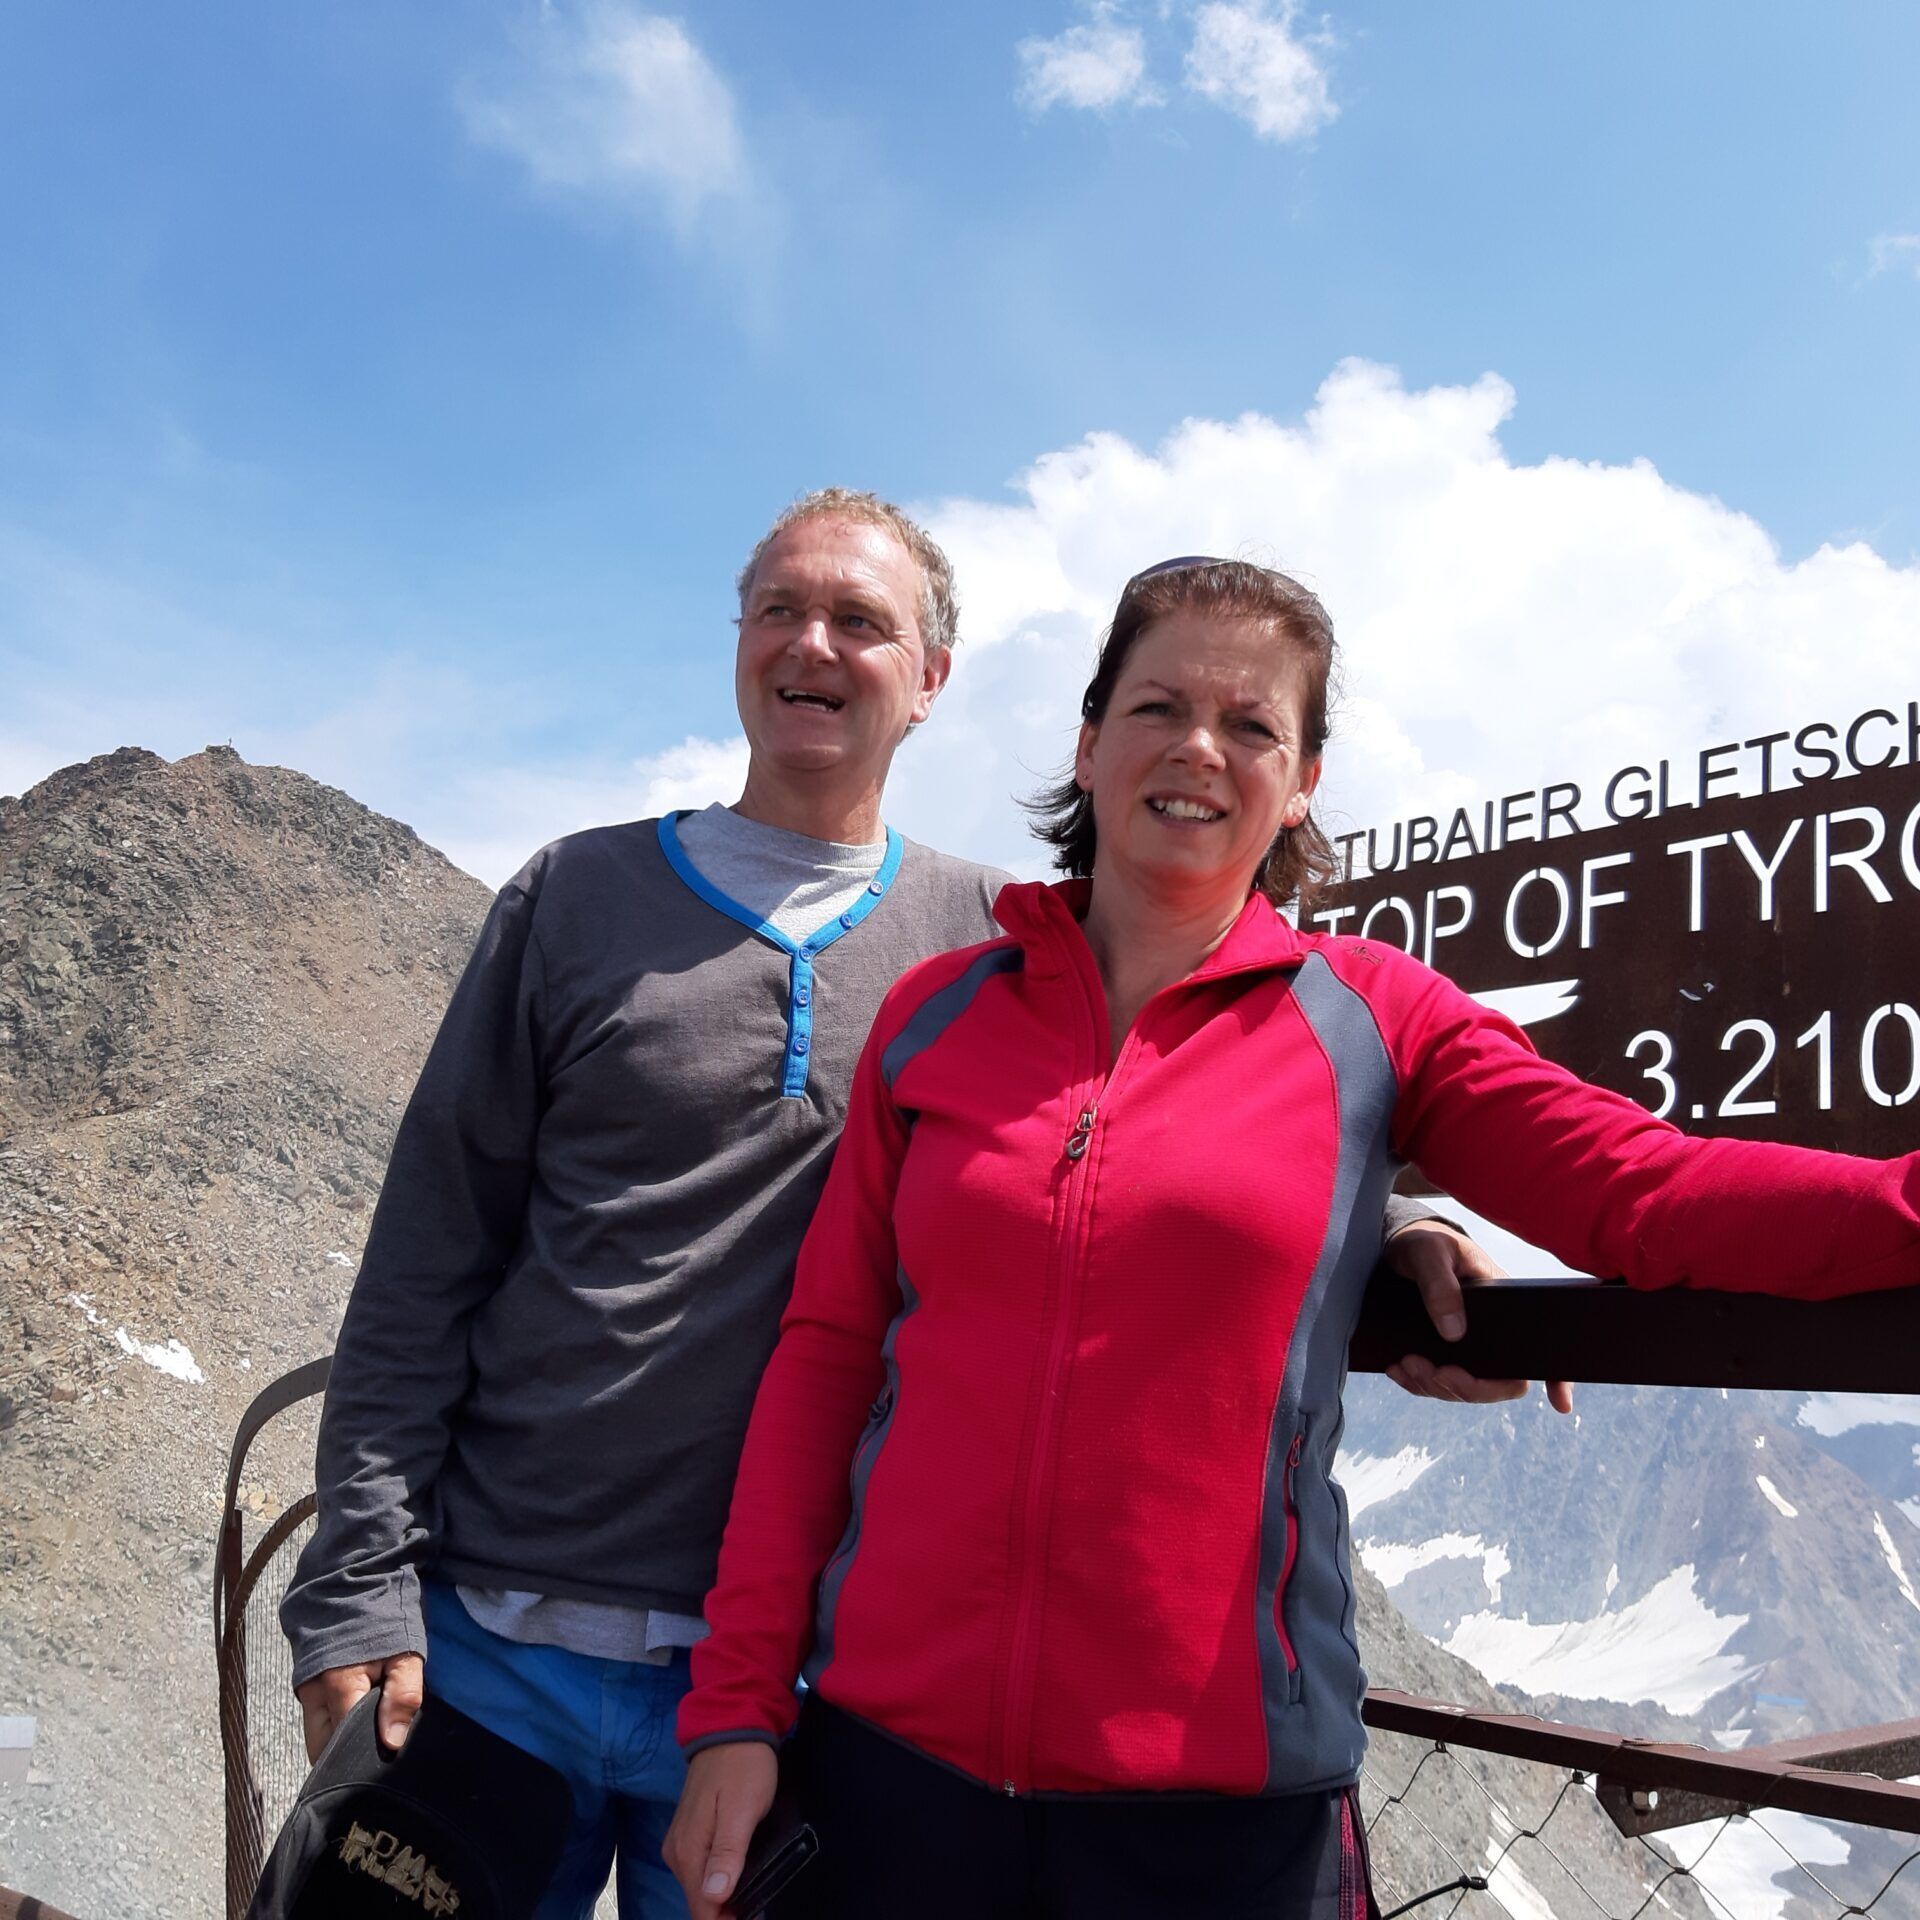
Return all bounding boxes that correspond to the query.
[677,880,1920,1799]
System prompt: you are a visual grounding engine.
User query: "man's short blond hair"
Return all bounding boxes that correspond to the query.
[736,488,959,656]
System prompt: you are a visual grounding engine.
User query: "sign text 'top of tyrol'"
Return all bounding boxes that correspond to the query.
[1310,702,1920,1158]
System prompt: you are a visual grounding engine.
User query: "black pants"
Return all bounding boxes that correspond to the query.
[774,1699,1377,1920]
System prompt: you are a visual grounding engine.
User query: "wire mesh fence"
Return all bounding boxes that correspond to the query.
[1363,1735,1920,1920]
[235,1510,318,1862]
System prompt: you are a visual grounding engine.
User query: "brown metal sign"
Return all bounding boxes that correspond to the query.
[1310,752,1920,1156]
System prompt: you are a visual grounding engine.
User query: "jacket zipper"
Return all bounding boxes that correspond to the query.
[1276,1429,1304,1677]
[994,1097,1102,1794]
[990,909,1201,1792]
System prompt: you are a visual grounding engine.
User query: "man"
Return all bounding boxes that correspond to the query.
[284,490,1502,1919]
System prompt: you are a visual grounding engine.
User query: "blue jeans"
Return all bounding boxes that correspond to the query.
[421,1581,693,1920]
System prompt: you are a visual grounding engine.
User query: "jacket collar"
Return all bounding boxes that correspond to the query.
[991,878,1308,985]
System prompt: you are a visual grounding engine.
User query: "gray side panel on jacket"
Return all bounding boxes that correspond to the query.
[880,945,1025,1094]
[1253,951,1402,1793]
[804,1263,922,1688]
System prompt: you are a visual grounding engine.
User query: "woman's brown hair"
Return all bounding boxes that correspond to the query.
[1024,557,1340,909]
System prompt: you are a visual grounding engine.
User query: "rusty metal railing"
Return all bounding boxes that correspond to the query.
[1350,1272,1920,1395]
[1365,1693,1920,1841]
[214,1356,331,1920]
[0,1890,83,1920]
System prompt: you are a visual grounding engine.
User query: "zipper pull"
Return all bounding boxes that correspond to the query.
[1064,1106,1097,1162]
[1288,1432,1304,1468]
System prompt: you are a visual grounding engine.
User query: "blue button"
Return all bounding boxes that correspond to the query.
[868,880,884,895]
[796,988,810,1006]
[794,1036,810,1054]
[840,912,854,929]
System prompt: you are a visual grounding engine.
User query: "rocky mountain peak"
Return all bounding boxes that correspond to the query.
[0,746,487,1135]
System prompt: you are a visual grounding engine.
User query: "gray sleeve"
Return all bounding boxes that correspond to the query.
[1383,1192,1443,1239]
[280,879,547,1688]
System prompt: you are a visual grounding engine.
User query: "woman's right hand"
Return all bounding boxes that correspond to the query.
[665,1739,779,1919]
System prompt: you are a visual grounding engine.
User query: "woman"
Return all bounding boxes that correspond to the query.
[664,559,1920,1919]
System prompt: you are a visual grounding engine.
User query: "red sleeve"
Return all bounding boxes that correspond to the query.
[677,986,915,1752]
[1347,945,1920,1300]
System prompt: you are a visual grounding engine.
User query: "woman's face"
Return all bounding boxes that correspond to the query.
[1074,610,1322,907]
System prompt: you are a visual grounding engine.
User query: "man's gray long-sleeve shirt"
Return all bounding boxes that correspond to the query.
[281,816,1006,1687]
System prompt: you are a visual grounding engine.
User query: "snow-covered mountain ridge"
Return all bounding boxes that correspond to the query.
[1339,1377,1920,1744]
[1339,1376,1920,1917]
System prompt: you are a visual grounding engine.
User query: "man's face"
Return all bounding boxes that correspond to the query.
[735,515,950,791]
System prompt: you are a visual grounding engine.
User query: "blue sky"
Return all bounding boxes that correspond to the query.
[4,1,1918,882]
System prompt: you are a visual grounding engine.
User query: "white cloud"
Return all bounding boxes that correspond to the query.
[1868,233,1920,279]
[459,4,747,229]
[1184,0,1336,144]
[882,358,1920,884]
[1018,20,1158,114]
[430,733,749,887]
[15,361,1920,924]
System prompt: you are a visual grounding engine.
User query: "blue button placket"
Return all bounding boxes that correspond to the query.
[655,814,905,1098]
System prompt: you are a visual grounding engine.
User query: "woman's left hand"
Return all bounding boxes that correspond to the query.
[1380,1217,1575,1414]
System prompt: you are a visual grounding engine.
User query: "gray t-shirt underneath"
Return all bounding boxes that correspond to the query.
[677,802,889,946]
[459,803,890,1663]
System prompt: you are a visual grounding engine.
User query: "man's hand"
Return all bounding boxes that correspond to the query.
[294,1652,425,1764]
[1381,1216,1574,1414]
[665,1740,778,1920]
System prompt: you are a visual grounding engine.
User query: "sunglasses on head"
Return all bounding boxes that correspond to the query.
[1082,557,1228,717]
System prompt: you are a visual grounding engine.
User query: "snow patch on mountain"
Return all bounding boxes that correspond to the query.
[1360,1533,1510,1603]
[1754,1475,1798,1518]
[112,1327,205,1384]
[1338,1445,1436,1519]
[1873,1513,1920,1612]
[1796,1392,1920,1437]
[1481,1839,1558,1920]
[1444,1566,1755,1714]
[1665,1807,1849,1920]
